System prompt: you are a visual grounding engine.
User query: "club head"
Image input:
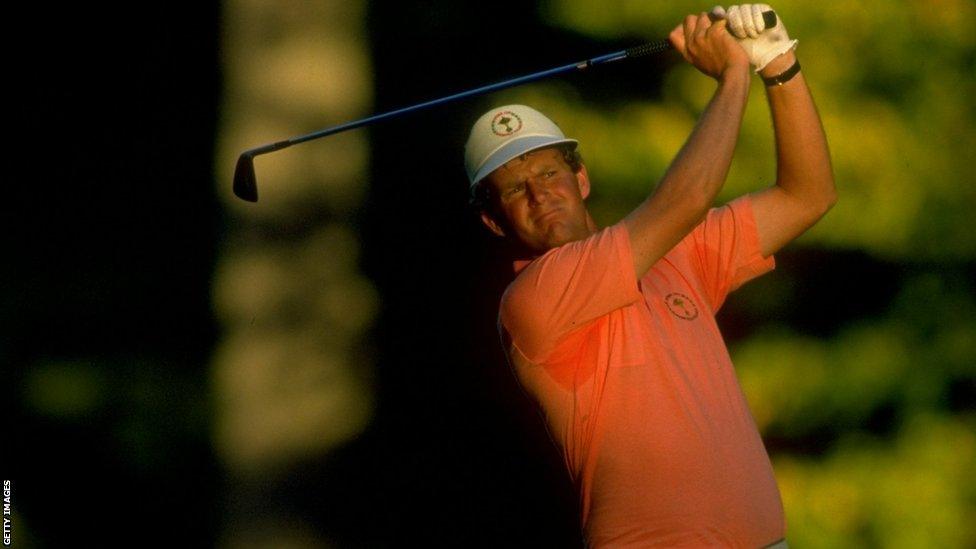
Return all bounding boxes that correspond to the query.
[233,153,259,202]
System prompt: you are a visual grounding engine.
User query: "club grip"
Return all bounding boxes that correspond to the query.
[710,9,777,26]
[626,10,777,59]
[625,40,673,59]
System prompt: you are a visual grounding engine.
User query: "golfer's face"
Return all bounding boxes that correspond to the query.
[486,148,592,252]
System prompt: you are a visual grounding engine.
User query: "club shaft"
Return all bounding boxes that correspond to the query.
[271,10,777,150]
[253,43,667,155]
[291,56,629,145]
[234,9,777,201]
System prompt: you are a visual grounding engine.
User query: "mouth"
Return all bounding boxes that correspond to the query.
[534,208,562,225]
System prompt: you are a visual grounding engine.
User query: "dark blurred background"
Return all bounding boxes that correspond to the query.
[6,3,222,547]
[5,1,974,548]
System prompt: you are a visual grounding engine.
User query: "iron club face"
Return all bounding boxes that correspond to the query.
[232,140,293,202]
[233,153,258,202]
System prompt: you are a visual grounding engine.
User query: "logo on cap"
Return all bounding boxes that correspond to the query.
[491,111,523,137]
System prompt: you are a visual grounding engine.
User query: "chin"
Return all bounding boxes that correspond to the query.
[540,229,583,251]
[516,223,587,254]
[518,237,562,255]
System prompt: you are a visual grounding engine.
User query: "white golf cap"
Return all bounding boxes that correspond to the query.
[464,104,578,188]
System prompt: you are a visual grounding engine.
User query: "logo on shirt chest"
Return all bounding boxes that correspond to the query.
[665,293,699,320]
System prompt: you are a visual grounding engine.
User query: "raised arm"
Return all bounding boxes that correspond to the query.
[727,4,837,257]
[624,12,751,278]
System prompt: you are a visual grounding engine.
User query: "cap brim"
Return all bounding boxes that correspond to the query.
[470,136,578,188]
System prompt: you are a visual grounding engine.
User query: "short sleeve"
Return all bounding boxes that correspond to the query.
[500,223,641,363]
[683,195,775,311]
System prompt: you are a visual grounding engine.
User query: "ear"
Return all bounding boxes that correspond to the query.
[480,210,506,237]
[576,164,591,200]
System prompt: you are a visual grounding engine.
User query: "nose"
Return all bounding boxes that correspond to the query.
[526,178,552,206]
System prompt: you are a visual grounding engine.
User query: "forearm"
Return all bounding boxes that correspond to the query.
[746,51,837,256]
[763,52,837,211]
[662,68,751,209]
[625,67,751,275]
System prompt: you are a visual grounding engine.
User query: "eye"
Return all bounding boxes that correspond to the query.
[504,182,525,198]
[545,170,557,178]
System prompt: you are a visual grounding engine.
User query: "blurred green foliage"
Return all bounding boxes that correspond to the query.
[494,0,976,545]
[516,0,976,260]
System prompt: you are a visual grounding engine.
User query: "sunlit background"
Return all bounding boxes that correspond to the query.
[6,0,975,547]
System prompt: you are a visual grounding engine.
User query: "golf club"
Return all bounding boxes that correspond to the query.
[233,11,777,202]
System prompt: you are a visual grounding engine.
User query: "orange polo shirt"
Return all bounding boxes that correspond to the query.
[499,196,784,548]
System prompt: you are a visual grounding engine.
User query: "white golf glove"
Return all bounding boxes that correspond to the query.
[712,4,797,71]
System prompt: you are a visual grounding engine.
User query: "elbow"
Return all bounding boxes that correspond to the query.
[819,176,838,215]
[780,173,837,223]
[804,188,836,225]
[795,172,837,218]
[817,185,838,217]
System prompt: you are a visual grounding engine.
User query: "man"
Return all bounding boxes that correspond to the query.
[464,4,834,548]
